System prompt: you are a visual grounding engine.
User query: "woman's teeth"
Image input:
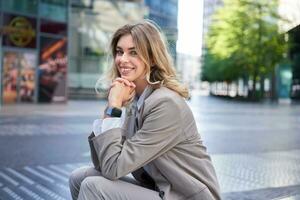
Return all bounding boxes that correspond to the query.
[121,68,133,73]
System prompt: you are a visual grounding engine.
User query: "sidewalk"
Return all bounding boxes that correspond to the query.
[1,97,300,200]
[213,150,300,199]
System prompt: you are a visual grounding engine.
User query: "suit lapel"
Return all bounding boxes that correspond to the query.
[136,105,143,130]
[136,86,154,130]
[123,104,136,139]
[124,86,155,136]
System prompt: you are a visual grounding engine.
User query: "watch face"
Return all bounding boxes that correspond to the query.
[106,107,122,117]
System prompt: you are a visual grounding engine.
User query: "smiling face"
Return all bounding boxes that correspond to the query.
[115,34,147,84]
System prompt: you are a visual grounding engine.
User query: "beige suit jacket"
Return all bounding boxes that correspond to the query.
[88,87,221,200]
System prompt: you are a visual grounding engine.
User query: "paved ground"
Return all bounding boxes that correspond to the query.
[0,93,300,200]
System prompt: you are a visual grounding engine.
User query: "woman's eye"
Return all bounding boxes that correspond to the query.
[130,51,138,56]
[116,50,123,56]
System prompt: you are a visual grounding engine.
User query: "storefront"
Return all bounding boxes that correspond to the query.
[0,0,69,105]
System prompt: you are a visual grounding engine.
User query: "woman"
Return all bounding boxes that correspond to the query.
[69,20,221,200]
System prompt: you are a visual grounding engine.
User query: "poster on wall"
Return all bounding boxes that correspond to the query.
[2,51,36,104]
[2,52,18,104]
[20,53,36,102]
[38,37,67,102]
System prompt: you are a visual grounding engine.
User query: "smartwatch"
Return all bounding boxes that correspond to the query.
[106,107,122,117]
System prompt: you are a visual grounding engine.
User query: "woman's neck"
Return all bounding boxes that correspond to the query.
[134,79,148,97]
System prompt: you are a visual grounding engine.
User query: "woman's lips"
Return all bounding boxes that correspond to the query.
[120,67,134,75]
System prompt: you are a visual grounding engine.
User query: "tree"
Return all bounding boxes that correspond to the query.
[202,0,287,100]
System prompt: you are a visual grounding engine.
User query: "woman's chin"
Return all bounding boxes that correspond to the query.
[121,75,134,81]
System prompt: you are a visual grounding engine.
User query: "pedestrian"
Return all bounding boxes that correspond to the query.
[69,19,221,200]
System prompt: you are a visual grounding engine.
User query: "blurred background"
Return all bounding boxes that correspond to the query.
[1,0,299,104]
[0,0,300,200]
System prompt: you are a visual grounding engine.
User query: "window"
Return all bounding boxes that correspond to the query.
[2,0,38,15]
[39,0,68,22]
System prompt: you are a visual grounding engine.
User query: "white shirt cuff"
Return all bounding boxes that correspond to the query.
[102,117,123,133]
[92,119,103,136]
[92,107,127,136]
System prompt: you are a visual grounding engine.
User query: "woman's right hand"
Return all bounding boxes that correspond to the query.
[108,78,135,108]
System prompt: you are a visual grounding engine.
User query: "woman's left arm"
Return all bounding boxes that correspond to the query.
[91,97,183,180]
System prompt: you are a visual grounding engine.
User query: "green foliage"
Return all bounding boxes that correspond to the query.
[202,0,288,89]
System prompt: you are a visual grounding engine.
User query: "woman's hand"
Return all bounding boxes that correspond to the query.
[108,78,136,108]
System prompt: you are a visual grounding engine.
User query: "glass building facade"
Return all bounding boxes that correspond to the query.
[68,0,145,98]
[144,0,178,60]
[0,0,69,105]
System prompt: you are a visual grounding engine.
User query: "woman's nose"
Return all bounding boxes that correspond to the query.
[120,53,129,63]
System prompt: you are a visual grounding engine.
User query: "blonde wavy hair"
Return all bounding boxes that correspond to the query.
[107,19,189,99]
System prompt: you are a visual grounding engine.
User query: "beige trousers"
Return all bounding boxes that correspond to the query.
[69,166,161,200]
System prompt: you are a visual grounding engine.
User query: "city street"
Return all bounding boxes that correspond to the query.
[0,93,300,200]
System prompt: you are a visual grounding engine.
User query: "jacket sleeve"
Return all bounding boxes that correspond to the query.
[91,97,183,180]
[88,132,100,170]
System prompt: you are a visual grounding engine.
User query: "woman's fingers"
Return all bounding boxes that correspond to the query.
[109,78,136,106]
[115,78,130,86]
[114,78,135,88]
[130,82,136,88]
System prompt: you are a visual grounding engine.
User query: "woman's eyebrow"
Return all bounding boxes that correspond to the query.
[116,46,136,50]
